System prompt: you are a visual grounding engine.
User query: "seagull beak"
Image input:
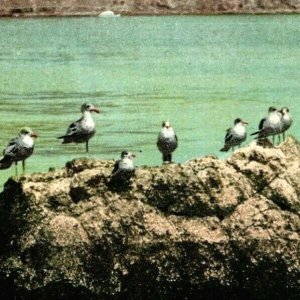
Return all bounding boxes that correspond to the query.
[242,121,248,125]
[91,108,100,114]
[131,154,136,158]
[31,132,38,138]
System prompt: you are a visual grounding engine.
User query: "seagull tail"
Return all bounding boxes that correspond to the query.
[111,169,120,178]
[250,130,261,136]
[0,156,13,170]
[254,135,266,140]
[57,136,72,144]
[220,145,230,152]
[57,135,66,139]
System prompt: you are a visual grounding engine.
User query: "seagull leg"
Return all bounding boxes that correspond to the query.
[162,154,166,164]
[163,153,169,164]
[15,162,18,177]
[272,135,275,145]
[278,134,281,144]
[86,141,89,153]
[283,132,285,141]
[22,160,25,173]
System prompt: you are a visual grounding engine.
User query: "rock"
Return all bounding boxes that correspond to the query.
[0,137,299,299]
[99,10,120,17]
[2,0,300,16]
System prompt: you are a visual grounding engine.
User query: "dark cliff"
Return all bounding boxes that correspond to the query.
[1,0,300,17]
[0,137,299,299]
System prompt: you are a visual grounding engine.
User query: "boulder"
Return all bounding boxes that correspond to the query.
[0,137,299,299]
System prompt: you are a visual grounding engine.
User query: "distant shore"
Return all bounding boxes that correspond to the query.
[1,0,300,18]
[1,11,300,18]
[1,11,300,19]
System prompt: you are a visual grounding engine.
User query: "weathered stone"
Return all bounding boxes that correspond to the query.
[2,0,300,16]
[0,137,299,299]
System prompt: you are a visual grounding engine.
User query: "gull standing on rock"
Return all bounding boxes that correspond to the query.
[157,121,178,164]
[111,150,136,182]
[251,106,282,144]
[0,127,38,175]
[220,118,248,152]
[279,107,292,141]
[57,103,100,152]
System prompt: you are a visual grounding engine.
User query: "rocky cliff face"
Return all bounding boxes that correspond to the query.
[1,0,300,16]
[0,137,299,299]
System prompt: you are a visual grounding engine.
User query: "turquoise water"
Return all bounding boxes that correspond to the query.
[0,15,299,186]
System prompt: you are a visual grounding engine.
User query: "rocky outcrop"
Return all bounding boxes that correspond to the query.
[1,0,300,16]
[0,137,299,299]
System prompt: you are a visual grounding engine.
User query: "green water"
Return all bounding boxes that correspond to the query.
[0,15,299,186]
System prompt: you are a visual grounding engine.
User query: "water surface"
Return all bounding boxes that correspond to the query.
[0,15,299,186]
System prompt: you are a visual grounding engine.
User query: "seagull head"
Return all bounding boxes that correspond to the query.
[19,127,38,138]
[162,121,171,129]
[81,103,100,114]
[268,106,277,113]
[121,150,136,160]
[280,107,290,115]
[234,118,248,125]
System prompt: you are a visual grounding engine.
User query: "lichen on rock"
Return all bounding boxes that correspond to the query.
[0,137,299,299]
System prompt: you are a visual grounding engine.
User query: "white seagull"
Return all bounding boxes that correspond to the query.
[157,121,178,164]
[0,127,38,175]
[57,103,100,152]
[279,107,292,141]
[111,150,136,182]
[220,118,248,152]
[251,106,282,144]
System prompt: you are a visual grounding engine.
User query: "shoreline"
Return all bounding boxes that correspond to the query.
[1,10,300,18]
[2,0,300,18]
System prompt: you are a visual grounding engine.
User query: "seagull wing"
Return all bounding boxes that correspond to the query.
[111,160,120,176]
[3,137,20,158]
[66,120,81,137]
[220,128,233,152]
[224,128,233,143]
[259,117,266,130]
[251,118,266,136]
[58,118,82,139]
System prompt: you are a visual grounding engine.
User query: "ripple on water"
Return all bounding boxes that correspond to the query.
[0,16,299,188]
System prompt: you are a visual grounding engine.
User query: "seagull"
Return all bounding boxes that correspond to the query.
[0,127,38,175]
[279,107,292,141]
[220,118,248,152]
[251,106,283,144]
[111,150,136,182]
[57,103,100,152]
[157,121,178,164]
